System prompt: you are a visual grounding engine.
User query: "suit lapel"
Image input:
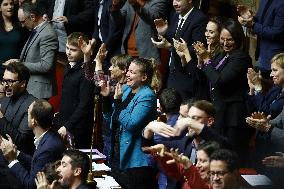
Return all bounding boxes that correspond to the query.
[33,131,50,157]
[21,22,49,60]
[178,8,196,38]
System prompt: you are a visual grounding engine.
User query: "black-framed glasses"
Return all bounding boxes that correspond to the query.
[1,79,19,86]
[209,171,228,178]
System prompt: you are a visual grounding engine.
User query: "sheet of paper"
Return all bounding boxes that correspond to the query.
[92,162,111,171]
[241,174,272,186]
[94,175,120,189]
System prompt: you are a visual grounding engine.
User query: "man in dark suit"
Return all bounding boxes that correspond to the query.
[0,62,36,155]
[92,0,122,72]
[56,149,91,189]
[238,0,284,77]
[0,62,36,189]
[0,99,65,189]
[152,0,208,100]
[41,0,95,37]
[6,2,58,99]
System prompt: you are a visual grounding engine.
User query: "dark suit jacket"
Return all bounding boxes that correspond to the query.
[40,0,95,36]
[253,0,284,70]
[10,130,65,189]
[203,49,252,129]
[165,8,208,100]
[0,91,36,154]
[92,0,122,71]
[249,85,284,119]
[56,62,94,148]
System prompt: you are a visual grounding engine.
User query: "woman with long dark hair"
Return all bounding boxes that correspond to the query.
[0,0,28,76]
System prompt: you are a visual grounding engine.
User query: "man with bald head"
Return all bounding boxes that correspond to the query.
[0,99,65,189]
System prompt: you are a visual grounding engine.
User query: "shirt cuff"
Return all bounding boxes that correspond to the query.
[8,160,19,168]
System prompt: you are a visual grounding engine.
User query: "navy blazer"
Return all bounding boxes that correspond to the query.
[165,8,208,100]
[10,130,65,189]
[249,85,284,119]
[253,0,284,70]
[92,0,122,71]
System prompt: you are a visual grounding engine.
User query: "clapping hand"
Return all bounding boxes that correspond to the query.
[262,152,284,168]
[193,41,210,63]
[173,38,191,65]
[154,18,168,36]
[151,35,171,49]
[237,5,254,27]
[247,68,262,91]
[245,112,271,132]
[0,134,17,163]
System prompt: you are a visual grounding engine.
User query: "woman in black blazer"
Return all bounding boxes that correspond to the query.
[194,18,253,164]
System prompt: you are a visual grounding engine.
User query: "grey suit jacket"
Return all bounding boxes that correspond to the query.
[20,21,58,99]
[111,0,167,63]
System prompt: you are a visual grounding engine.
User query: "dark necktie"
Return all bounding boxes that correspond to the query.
[175,18,184,39]
[22,29,37,61]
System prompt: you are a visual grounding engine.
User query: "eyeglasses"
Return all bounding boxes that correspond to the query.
[209,171,228,178]
[188,115,209,121]
[1,79,19,86]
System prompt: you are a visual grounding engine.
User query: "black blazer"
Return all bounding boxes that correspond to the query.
[203,49,252,129]
[40,0,95,36]
[0,92,36,154]
[56,62,94,148]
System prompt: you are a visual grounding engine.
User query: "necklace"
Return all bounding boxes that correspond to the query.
[5,26,13,32]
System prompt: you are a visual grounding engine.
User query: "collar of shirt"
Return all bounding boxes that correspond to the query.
[33,21,46,32]
[34,130,48,149]
[69,62,77,68]
[179,7,193,21]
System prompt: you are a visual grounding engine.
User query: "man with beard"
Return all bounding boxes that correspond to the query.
[56,149,91,189]
[0,62,36,155]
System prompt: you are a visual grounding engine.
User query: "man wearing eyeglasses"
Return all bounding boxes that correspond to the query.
[0,62,36,155]
[0,62,36,188]
[209,149,248,189]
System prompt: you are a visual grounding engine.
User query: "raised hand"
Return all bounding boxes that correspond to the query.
[98,80,111,97]
[95,43,108,64]
[247,68,262,91]
[114,83,123,99]
[237,5,253,19]
[154,18,168,36]
[165,148,192,169]
[245,112,271,132]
